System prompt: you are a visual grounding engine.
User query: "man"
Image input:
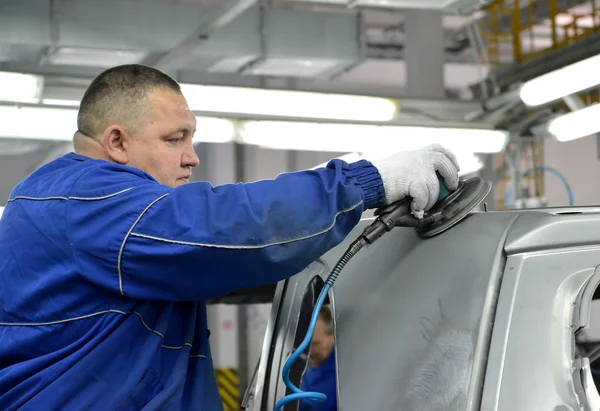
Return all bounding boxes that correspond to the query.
[0,64,460,410]
[300,306,337,411]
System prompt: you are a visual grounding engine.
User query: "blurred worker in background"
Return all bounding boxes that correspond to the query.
[300,305,337,411]
[0,64,460,410]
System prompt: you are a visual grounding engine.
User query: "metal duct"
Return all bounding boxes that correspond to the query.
[285,0,492,12]
[0,0,363,78]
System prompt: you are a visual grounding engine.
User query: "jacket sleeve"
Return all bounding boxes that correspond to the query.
[67,159,385,301]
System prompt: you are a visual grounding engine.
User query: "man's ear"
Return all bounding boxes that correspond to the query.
[102,125,129,165]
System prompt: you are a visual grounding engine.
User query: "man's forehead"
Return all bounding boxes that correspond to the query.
[151,92,196,125]
[185,112,197,132]
[170,101,196,128]
[151,88,191,111]
[166,119,196,135]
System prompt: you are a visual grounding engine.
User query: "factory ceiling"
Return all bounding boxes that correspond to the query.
[0,0,597,202]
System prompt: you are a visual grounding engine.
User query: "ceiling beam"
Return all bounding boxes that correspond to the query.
[149,0,258,71]
[0,97,483,125]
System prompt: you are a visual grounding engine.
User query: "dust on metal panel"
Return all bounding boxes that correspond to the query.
[318,211,518,410]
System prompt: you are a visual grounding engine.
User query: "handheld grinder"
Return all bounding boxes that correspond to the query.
[361,172,492,243]
[273,173,492,411]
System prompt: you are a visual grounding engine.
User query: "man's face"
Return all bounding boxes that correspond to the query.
[308,318,335,367]
[124,88,199,187]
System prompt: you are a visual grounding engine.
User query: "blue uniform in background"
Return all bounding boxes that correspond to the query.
[299,350,337,411]
[0,152,384,410]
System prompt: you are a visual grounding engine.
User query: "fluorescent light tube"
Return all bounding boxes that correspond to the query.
[0,106,78,140]
[239,121,508,153]
[519,53,600,107]
[0,72,43,104]
[195,117,235,143]
[547,103,600,142]
[455,153,484,176]
[45,47,146,67]
[43,85,397,122]
[0,106,234,143]
[180,85,397,122]
[42,99,80,107]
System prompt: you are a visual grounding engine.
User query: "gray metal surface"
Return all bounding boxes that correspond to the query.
[322,211,516,411]
[480,250,597,411]
[481,210,600,411]
[504,210,600,253]
[247,207,600,411]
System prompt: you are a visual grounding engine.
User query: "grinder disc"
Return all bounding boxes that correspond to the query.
[416,176,492,239]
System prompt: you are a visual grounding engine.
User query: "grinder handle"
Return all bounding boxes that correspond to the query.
[436,172,451,202]
[374,172,453,218]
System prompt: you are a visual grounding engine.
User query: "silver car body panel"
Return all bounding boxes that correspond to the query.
[245,208,600,411]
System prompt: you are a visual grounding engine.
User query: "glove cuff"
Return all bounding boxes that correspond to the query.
[370,155,409,206]
[343,160,385,209]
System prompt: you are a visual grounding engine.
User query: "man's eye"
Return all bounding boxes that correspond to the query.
[168,138,183,144]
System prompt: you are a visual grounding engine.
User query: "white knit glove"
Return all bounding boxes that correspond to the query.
[370,144,461,218]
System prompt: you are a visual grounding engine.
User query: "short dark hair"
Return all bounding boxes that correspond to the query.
[77,64,181,139]
[318,305,334,335]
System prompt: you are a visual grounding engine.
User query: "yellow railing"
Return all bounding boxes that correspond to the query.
[477,0,600,67]
[493,139,544,210]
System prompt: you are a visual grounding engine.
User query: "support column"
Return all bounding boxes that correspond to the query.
[403,10,445,99]
[287,150,320,172]
[238,144,288,399]
[239,139,289,394]
[243,145,289,182]
[479,154,496,210]
[242,78,292,182]
[209,305,241,411]
[196,142,236,185]
[28,142,74,174]
[197,142,242,410]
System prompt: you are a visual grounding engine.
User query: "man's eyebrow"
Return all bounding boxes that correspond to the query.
[167,127,195,135]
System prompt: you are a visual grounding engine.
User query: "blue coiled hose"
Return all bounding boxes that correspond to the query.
[273,237,366,411]
[504,165,574,208]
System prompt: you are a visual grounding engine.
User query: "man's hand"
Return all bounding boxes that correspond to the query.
[370,144,461,217]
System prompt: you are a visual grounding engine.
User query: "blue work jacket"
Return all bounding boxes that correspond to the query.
[299,350,338,411]
[0,152,384,410]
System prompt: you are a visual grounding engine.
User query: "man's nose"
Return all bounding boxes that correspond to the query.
[183,143,200,168]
